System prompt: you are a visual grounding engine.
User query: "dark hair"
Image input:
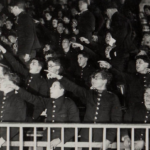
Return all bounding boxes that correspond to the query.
[9,0,25,9]
[91,69,112,86]
[78,51,89,59]
[144,5,150,10]
[31,58,44,68]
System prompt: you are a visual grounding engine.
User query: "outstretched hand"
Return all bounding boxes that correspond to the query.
[97,61,112,69]
[44,70,63,80]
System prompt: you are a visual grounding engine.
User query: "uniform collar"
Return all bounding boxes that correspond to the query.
[30,73,41,78]
[51,96,65,105]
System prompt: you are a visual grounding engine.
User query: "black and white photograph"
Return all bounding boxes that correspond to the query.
[0,0,150,149]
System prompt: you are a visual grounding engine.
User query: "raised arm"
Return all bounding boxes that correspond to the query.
[0,45,28,77]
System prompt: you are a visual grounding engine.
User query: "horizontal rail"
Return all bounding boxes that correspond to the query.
[2,141,121,149]
[0,123,150,128]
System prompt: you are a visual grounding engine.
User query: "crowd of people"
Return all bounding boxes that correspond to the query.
[0,0,150,149]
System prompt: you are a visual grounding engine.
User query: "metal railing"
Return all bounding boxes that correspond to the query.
[0,123,149,150]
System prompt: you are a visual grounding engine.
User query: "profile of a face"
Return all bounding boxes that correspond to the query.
[50,81,64,98]
[144,88,150,110]
[91,72,107,89]
[136,59,149,74]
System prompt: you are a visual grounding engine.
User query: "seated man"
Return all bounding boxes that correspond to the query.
[0,69,26,150]
[0,45,47,121]
[98,55,150,109]
[45,69,122,149]
[6,79,80,150]
[121,87,150,150]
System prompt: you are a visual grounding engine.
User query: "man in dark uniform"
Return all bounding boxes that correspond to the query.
[46,69,122,149]
[8,80,80,150]
[98,56,150,109]
[121,87,150,149]
[0,45,47,120]
[9,0,41,65]
[77,0,95,41]
[0,68,26,150]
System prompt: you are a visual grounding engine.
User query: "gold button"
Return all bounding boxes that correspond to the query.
[52,120,55,123]
[97,107,99,110]
[97,103,100,105]
[52,130,55,132]
[95,117,97,120]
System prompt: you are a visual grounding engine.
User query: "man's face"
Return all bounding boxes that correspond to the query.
[145,8,150,16]
[91,72,107,89]
[142,35,150,48]
[29,60,41,74]
[136,59,149,73]
[72,19,77,28]
[8,35,16,43]
[62,39,69,50]
[79,1,87,12]
[48,61,60,74]
[52,19,58,28]
[5,21,13,29]
[57,23,64,33]
[45,13,52,21]
[63,17,70,24]
[144,88,150,110]
[50,81,64,98]
[10,6,19,16]
[58,11,63,18]
[78,54,88,68]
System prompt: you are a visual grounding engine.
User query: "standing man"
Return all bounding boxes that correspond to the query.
[9,0,41,65]
[78,0,95,41]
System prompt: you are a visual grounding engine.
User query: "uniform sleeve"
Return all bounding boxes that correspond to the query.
[18,15,35,55]
[3,51,28,77]
[18,88,49,110]
[59,77,90,104]
[106,94,122,142]
[64,100,80,143]
[38,79,49,97]
[83,46,98,61]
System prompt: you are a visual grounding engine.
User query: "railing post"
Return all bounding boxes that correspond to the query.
[89,127,92,150]
[34,127,37,150]
[6,126,10,150]
[131,128,134,150]
[117,128,120,150]
[47,127,50,150]
[61,127,64,150]
[19,127,23,150]
[103,128,106,150]
[146,127,149,150]
[75,127,78,150]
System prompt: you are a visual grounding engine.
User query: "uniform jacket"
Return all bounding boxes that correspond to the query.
[0,90,26,140]
[111,68,150,107]
[108,12,133,53]
[122,102,150,141]
[16,11,41,56]
[59,77,122,142]
[78,10,95,40]
[3,51,47,119]
[17,88,80,143]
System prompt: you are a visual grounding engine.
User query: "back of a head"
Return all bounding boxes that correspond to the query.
[9,0,25,9]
